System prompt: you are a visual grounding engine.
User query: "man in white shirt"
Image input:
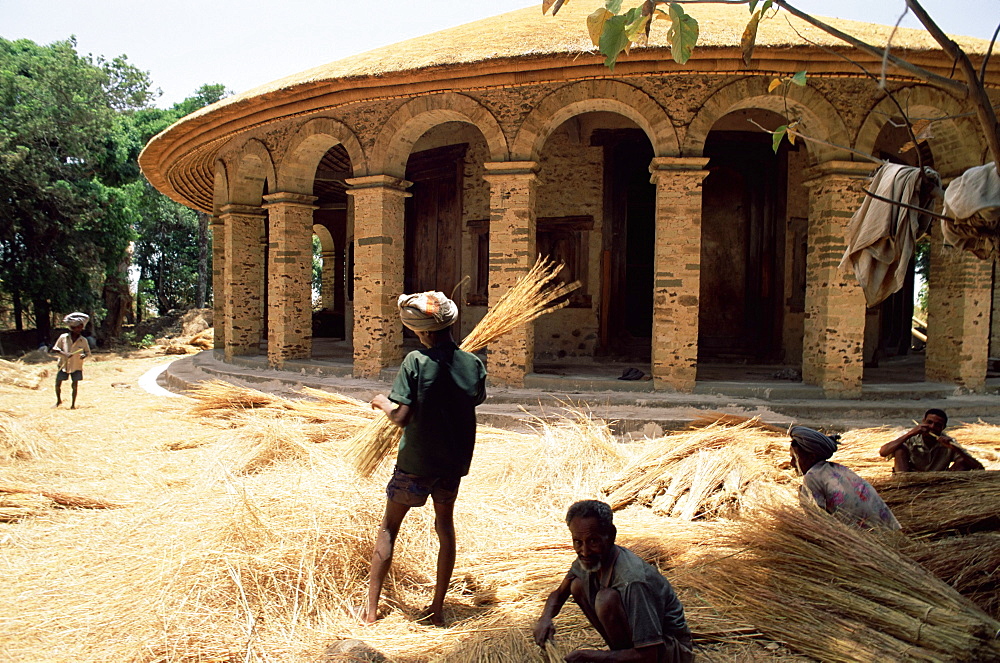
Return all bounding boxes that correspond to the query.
[50,312,91,409]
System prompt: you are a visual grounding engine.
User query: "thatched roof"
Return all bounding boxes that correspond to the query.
[139,1,999,211]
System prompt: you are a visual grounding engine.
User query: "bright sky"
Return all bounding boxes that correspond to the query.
[2,0,998,108]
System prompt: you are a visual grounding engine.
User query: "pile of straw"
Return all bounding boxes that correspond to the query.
[903,532,1000,619]
[678,502,1000,663]
[344,255,580,478]
[0,412,45,461]
[601,421,792,519]
[0,482,124,510]
[871,470,1000,537]
[0,358,50,389]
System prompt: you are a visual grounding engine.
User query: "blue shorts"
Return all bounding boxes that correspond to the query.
[56,370,83,383]
[385,467,461,507]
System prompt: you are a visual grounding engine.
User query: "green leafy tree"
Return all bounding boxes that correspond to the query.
[0,37,154,344]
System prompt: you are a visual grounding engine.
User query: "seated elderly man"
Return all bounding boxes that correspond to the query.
[790,426,900,531]
[878,409,983,473]
[534,500,693,663]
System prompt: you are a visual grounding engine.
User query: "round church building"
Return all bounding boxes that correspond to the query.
[139,2,1000,396]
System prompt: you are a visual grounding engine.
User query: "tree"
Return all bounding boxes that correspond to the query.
[0,37,154,344]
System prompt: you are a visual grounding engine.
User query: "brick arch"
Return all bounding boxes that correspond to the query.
[313,223,334,252]
[212,160,229,215]
[855,85,984,178]
[511,80,677,160]
[278,117,367,194]
[227,138,276,206]
[370,93,507,178]
[682,77,850,162]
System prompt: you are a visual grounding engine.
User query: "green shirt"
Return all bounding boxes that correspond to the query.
[389,342,486,478]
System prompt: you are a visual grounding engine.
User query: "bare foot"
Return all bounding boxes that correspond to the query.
[416,605,445,627]
[52,403,61,408]
[349,604,376,625]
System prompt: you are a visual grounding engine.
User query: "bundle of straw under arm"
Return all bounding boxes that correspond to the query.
[345,255,581,478]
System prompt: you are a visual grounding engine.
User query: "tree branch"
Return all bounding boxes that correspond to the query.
[978,22,999,84]
[906,0,1000,173]
[861,187,951,221]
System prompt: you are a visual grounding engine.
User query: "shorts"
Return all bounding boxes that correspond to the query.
[56,370,83,383]
[386,466,461,507]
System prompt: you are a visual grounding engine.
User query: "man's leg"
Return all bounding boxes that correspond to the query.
[593,587,634,650]
[70,379,79,409]
[365,499,410,624]
[427,499,456,626]
[54,375,63,407]
[569,577,613,645]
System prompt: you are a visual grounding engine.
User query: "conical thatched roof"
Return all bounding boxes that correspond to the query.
[139,1,998,211]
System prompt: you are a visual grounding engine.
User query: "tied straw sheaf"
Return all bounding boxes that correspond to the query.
[344,256,580,477]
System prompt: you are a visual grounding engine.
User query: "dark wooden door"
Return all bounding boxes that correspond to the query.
[698,132,787,361]
[404,144,467,330]
[594,130,655,359]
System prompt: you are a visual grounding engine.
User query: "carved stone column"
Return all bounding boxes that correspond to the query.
[345,175,410,378]
[219,204,266,359]
[801,161,870,398]
[482,161,538,388]
[926,226,992,390]
[262,192,318,367]
[648,157,709,392]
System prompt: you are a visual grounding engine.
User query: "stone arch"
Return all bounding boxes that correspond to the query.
[855,85,984,178]
[682,77,851,162]
[212,160,229,215]
[511,80,678,160]
[227,138,276,206]
[370,93,508,177]
[278,117,367,193]
[312,223,334,252]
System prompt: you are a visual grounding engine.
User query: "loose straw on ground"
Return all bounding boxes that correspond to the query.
[344,255,581,477]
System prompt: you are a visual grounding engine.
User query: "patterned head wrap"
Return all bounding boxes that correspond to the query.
[789,426,839,461]
[397,291,458,332]
[63,312,89,329]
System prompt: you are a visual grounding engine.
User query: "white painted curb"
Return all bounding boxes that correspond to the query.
[138,363,184,398]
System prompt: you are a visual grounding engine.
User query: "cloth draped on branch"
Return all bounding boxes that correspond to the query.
[839,163,937,307]
[942,162,1000,259]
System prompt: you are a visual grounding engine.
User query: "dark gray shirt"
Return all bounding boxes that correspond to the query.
[569,545,689,647]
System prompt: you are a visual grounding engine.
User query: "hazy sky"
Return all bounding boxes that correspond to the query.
[3,0,998,108]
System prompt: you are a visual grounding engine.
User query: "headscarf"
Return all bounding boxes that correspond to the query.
[789,426,839,461]
[63,312,90,329]
[397,291,457,332]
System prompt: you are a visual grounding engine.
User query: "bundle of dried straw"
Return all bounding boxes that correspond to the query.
[0,358,49,390]
[678,502,1000,663]
[871,470,1000,537]
[344,256,580,477]
[601,421,792,519]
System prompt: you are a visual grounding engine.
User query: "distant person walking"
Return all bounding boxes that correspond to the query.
[50,312,91,409]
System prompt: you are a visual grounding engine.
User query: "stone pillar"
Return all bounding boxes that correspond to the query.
[345,175,410,378]
[262,192,318,367]
[219,205,266,359]
[210,216,226,350]
[991,258,999,359]
[925,227,992,390]
[648,157,709,392]
[320,250,336,310]
[482,161,539,388]
[801,161,871,398]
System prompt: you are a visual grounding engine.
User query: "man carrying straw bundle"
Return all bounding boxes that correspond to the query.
[362,291,486,627]
[878,409,984,473]
[50,312,91,410]
[534,500,693,662]
[790,426,901,531]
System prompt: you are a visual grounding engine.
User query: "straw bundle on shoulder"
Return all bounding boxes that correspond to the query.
[601,422,791,518]
[344,256,580,478]
[678,502,1000,663]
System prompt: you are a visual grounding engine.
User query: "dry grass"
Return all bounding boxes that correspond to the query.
[871,470,1000,537]
[0,357,51,389]
[601,421,793,519]
[0,410,50,460]
[3,354,998,663]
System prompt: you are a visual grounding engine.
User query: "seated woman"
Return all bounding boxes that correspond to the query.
[789,426,901,531]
